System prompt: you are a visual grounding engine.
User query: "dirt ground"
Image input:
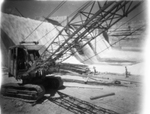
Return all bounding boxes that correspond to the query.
[0,71,142,114]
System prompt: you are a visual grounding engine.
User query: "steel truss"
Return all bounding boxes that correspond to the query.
[28,0,142,73]
[43,0,142,63]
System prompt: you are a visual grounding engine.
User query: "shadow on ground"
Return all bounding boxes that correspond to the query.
[36,89,119,114]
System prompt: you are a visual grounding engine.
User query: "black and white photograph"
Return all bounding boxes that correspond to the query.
[0,0,148,114]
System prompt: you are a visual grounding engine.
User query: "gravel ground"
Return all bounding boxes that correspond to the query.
[0,72,142,114]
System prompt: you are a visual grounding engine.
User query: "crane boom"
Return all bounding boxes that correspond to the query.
[1,0,143,102]
[45,1,141,61]
[28,0,142,74]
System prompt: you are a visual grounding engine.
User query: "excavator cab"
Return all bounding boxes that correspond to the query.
[8,42,42,80]
[1,42,63,102]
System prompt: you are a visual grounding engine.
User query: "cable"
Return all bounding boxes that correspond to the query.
[79,25,145,63]
[15,7,24,17]
[24,1,145,74]
[109,9,144,35]
[30,1,92,63]
[23,0,67,41]
[38,1,93,56]
[37,1,92,43]
[38,1,144,64]
[61,9,145,63]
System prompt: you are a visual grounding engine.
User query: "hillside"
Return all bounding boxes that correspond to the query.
[1,13,62,67]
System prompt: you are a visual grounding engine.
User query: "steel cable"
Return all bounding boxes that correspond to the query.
[38,1,93,56]
[23,0,67,41]
[78,25,145,64]
[61,8,145,63]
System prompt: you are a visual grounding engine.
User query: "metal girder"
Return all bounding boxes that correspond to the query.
[27,0,142,73]
[43,0,142,63]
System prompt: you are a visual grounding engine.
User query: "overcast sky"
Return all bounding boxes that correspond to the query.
[2,1,86,19]
[1,0,145,22]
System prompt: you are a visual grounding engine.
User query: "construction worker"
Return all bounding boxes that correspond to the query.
[28,54,35,67]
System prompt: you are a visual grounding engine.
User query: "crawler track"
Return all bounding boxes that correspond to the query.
[1,83,45,102]
[1,76,63,102]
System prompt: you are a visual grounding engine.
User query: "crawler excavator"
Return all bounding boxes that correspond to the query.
[1,1,142,102]
[1,41,64,102]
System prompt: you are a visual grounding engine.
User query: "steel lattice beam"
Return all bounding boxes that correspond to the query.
[43,0,142,63]
[27,0,142,73]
